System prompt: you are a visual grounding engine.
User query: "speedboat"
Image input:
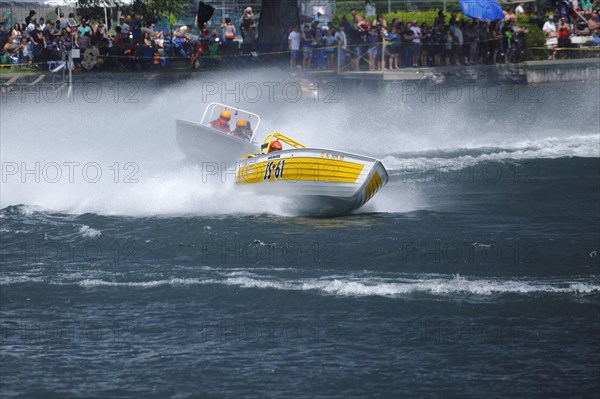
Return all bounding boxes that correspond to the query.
[235,133,389,216]
[176,102,260,168]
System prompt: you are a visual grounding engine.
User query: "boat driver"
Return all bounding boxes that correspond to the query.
[268,140,282,153]
[231,119,253,141]
[210,110,231,132]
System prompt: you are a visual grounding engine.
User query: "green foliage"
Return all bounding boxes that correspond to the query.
[519,17,547,60]
[333,10,468,28]
[129,0,188,22]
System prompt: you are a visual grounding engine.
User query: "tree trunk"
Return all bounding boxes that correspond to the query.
[257,0,299,52]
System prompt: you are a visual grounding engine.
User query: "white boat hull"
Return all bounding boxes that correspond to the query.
[176,119,259,168]
[235,148,389,216]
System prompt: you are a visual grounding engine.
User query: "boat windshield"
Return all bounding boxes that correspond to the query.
[200,102,261,142]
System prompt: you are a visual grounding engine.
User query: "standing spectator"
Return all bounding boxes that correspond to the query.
[288,25,300,71]
[479,20,490,64]
[59,13,67,30]
[119,17,130,38]
[515,3,526,16]
[347,22,364,71]
[77,18,91,40]
[221,17,235,42]
[373,14,387,35]
[241,25,255,54]
[30,26,46,64]
[323,29,337,70]
[10,23,22,47]
[557,17,571,58]
[490,21,501,64]
[542,15,557,38]
[386,25,400,69]
[25,10,36,27]
[444,28,453,65]
[335,25,347,69]
[240,7,254,41]
[504,8,517,23]
[27,18,36,33]
[312,23,326,69]
[401,22,415,67]
[129,13,142,45]
[464,20,478,64]
[410,20,421,66]
[419,22,430,67]
[42,19,53,43]
[449,18,463,65]
[366,27,379,71]
[95,18,108,39]
[350,9,362,25]
[588,10,600,34]
[430,25,443,66]
[301,24,314,70]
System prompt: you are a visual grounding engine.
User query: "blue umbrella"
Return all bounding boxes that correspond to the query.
[459,0,505,21]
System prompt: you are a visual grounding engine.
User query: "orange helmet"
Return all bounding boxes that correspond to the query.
[236,119,248,127]
[219,110,231,121]
[269,140,282,152]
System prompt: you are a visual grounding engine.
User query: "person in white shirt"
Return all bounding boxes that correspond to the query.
[119,17,130,37]
[27,19,36,33]
[542,15,557,37]
[515,3,525,15]
[288,25,301,70]
[410,20,421,66]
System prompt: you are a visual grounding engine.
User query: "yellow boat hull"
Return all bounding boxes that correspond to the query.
[235,149,388,215]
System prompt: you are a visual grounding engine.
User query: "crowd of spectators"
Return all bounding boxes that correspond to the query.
[1,1,599,72]
[542,0,600,58]
[288,2,600,72]
[289,8,533,72]
[0,5,259,70]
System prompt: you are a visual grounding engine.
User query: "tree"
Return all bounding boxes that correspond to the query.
[257,0,300,52]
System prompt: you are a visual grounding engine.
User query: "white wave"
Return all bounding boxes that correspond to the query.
[220,274,599,297]
[78,225,102,238]
[3,272,598,297]
[78,278,213,288]
[383,134,600,172]
[0,275,45,285]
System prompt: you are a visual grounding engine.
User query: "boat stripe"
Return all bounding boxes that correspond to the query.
[236,158,365,184]
[364,171,382,204]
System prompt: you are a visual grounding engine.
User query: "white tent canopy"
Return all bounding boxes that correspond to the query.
[43,0,133,5]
